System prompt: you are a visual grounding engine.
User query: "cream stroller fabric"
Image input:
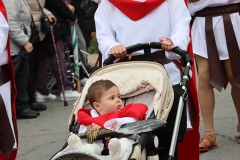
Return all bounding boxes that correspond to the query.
[69,61,174,127]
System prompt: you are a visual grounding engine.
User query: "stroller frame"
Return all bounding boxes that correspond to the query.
[103,42,192,160]
[51,42,192,160]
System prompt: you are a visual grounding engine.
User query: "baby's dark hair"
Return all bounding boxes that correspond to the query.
[87,79,117,107]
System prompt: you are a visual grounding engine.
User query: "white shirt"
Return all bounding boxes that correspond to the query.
[95,0,191,85]
[189,0,240,59]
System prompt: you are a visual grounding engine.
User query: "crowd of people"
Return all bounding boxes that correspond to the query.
[1,0,240,160]
[2,0,98,119]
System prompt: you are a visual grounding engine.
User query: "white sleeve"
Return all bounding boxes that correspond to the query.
[3,0,29,46]
[166,0,191,59]
[95,0,120,62]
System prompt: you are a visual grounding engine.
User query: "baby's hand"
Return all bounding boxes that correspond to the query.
[91,123,101,130]
[110,121,118,130]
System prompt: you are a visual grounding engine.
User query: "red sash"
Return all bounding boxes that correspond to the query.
[0,1,18,160]
[78,103,148,128]
[109,0,165,21]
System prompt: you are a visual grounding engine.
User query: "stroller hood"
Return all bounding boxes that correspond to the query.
[70,61,174,126]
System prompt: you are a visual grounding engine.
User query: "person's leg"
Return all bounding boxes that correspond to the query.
[36,42,51,95]
[195,55,217,150]
[67,134,102,154]
[108,138,136,160]
[35,42,56,102]
[27,49,36,105]
[12,51,38,118]
[49,39,80,100]
[27,42,47,110]
[49,39,72,91]
[223,60,240,143]
[12,54,29,112]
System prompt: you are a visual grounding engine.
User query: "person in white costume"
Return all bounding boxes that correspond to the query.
[95,0,194,159]
[95,0,191,86]
[67,80,148,160]
[189,0,240,152]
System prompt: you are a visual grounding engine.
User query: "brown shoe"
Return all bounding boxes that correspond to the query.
[199,132,217,152]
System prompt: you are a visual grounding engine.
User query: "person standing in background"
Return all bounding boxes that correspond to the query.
[0,0,18,159]
[189,0,240,152]
[35,0,80,102]
[25,0,56,112]
[3,0,40,119]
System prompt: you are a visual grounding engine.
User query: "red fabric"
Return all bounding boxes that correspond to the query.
[109,0,165,21]
[0,1,18,159]
[178,1,200,160]
[78,103,148,127]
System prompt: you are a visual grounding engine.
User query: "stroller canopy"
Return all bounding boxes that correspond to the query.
[70,61,174,126]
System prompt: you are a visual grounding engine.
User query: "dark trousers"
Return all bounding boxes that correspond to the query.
[36,39,72,95]
[12,49,29,112]
[27,42,40,105]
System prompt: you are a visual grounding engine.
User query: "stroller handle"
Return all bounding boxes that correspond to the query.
[103,42,192,66]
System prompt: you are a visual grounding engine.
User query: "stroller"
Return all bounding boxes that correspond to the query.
[50,42,192,160]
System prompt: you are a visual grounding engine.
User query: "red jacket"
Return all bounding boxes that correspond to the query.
[78,103,148,127]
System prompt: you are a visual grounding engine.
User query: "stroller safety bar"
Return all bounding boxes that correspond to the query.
[103,42,192,66]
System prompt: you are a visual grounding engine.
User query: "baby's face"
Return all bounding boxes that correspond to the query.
[98,86,122,115]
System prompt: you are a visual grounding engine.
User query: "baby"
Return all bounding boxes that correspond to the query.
[68,79,148,160]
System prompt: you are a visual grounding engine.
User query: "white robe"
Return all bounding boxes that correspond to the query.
[95,0,191,85]
[0,12,17,149]
[189,0,240,59]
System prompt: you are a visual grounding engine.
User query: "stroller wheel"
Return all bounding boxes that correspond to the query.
[53,151,102,160]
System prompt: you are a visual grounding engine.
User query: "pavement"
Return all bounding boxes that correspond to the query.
[16,54,239,160]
